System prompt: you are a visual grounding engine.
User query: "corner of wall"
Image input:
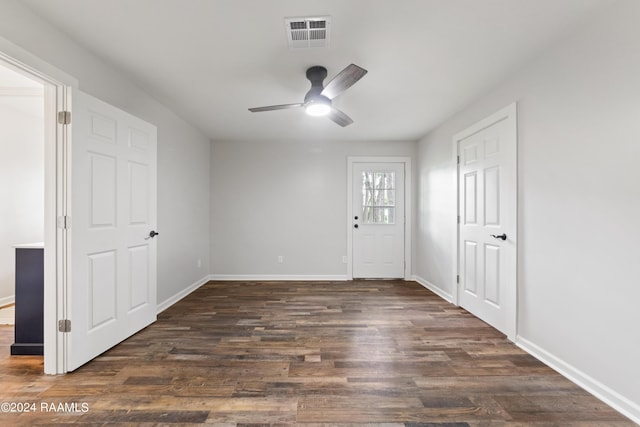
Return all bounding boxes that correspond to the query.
[412,275,454,303]
[156,275,211,314]
[516,337,640,424]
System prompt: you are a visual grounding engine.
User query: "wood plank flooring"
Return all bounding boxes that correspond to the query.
[0,280,635,425]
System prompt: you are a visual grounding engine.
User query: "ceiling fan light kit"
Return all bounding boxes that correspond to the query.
[305,97,331,116]
[249,64,368,127]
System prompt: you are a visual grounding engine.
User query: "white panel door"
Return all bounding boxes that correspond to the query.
[352,162,405,278]
[68,90,157,371]
[457,105,516,338]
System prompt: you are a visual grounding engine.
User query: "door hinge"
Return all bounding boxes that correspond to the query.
[57,215,71,229]
[457,215,460,224]
[58,319,71,333]
[457,155,460,164]
[456,275,460,284]
[57,111,71,125]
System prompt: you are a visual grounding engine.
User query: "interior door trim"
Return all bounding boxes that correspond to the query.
[0,44,78,374]
[347,156,412,280]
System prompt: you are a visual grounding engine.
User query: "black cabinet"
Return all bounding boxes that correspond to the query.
[10,246,44,356]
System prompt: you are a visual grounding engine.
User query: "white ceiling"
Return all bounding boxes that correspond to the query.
[23,0,615,141]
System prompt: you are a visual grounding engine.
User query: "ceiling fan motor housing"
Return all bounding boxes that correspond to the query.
[304,66,328,103]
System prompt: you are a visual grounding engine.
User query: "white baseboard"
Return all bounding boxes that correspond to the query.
[0,295,15,308]
[209,274,349,281]
[412,275,454,303]
[156,275,210,314]
[516,336,640,425]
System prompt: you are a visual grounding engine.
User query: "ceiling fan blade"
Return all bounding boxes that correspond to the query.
[328,107,354,127]
[248,103,303,112]
[321,64,368,100]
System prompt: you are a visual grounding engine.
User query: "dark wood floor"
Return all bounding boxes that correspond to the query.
[0,280,635,426]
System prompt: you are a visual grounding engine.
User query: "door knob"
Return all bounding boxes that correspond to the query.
[490,233,507,241]
[145,230,159,240]
[354,216,359,220]
[354,224,359,229]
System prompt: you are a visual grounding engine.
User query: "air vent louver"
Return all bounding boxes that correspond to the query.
[284,16,331,49]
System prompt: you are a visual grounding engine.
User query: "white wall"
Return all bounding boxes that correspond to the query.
[0,0,211,305]
[416,0,640,420]
[211,139,416,277]
[0,96,44,303]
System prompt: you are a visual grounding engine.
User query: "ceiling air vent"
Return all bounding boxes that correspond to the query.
[284,16,331,49]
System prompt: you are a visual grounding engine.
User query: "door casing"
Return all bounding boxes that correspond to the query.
[347,156,412,280]
[0,40,78,374]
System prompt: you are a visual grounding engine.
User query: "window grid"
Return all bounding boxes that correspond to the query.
[361,171,395,224]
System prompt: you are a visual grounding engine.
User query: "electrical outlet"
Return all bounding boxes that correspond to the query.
[342,255,347,264]
[278,255,284,263]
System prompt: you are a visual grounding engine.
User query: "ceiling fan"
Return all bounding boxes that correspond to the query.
[248,64,368,127]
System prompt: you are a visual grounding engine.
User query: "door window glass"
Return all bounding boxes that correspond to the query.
[361,171,395,224]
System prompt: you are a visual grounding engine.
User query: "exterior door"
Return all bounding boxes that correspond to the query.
[456,104,517,339]
[352,162,405,278]
[68,90,157,371]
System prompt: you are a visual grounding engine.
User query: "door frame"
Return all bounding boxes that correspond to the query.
[452,103,518,340]
[0,38,78,374]
[347,156,412,280]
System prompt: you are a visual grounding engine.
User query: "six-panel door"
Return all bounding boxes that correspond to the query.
[458,115,515,336]
[69,90,157,371]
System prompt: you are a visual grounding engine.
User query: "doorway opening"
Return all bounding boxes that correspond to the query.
[0,48,69,374]
[0,61,45,353]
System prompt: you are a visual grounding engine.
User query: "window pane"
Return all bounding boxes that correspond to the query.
[373,207,395,224]
[375,172,395,189]
[362,188,373,207]
[361,172,374,206]
[374,189,395,206]
[362,206,374,223]
[374,172,383,190]
[362,171,374,190]
[385,208,395,223]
